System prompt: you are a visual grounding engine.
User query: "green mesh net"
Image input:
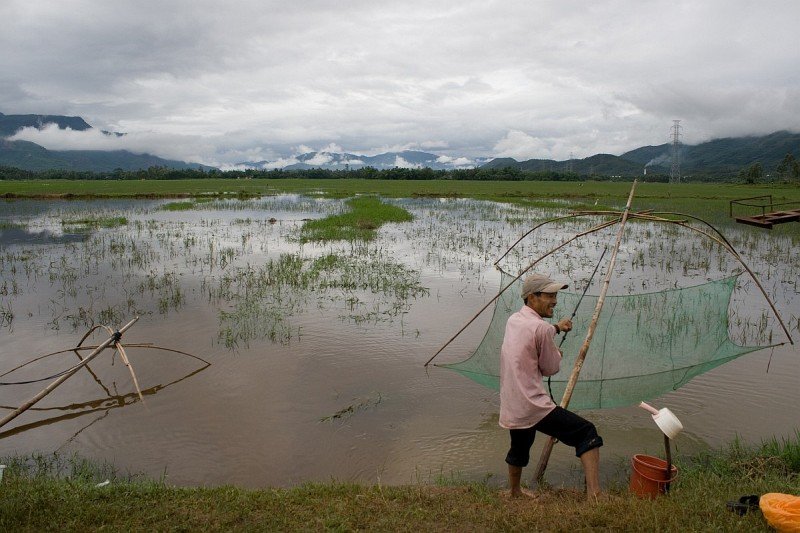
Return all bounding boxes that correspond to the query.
[440,273,771,410]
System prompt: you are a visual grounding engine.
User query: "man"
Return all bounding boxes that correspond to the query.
[499,273,603,500]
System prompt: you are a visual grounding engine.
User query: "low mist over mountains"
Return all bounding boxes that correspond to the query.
[1,111,798,177]
[234,150,490,171]
[0,112,210,172]
[0,113,92,137]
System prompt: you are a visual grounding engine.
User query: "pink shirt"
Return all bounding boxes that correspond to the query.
[499,305,562,429]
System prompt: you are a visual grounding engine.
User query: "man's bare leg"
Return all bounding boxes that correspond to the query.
[579,447,601,501]
[507,465,536,498]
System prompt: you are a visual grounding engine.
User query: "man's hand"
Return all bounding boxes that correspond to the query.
[556,318,573,333]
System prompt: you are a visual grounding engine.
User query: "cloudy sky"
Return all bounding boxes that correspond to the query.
[2,0,799,167]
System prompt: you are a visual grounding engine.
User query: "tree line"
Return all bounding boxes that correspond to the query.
[0,165,669,182]
[1,158,797,183]
[738,153,800,184]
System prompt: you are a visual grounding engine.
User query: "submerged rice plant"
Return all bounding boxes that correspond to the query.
[212,249,428,348]
[161,201,196,211]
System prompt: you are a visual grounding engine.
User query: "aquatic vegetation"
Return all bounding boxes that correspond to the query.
[212,250,428,348]
[299,196,413,242]
[61,216,128,229]
[319,392,383,422]
[0,221,26,230]
[0,299,13,327]
[161,201,196,211]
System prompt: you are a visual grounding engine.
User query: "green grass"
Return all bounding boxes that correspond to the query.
[300,196,413,242]
[61,216,128,229]
[2,178,798,228]
[1,435,798,531]
[0,221,25,230]
[0,178,797,201]
[160,200,196,211]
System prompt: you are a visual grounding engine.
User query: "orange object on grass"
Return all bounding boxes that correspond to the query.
[760,493,800,533]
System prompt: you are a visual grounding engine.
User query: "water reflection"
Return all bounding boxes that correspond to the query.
[0,359,210,440]
[0,227,87,246]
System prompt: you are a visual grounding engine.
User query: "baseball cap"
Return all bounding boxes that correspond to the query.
[521,273,568,300]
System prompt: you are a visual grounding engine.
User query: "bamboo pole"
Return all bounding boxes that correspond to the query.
[0,317,139,430]
[117,343,145,404]
[77,324,117,397]
[92,321,146,403]
[664,434,673,493]
[534,181,639,483]
[0,342,208,378]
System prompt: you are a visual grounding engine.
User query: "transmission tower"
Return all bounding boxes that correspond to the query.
[670,120,682,183]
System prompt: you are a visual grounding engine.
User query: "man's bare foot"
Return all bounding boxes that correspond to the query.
[502,488,539,499]
[587,491,616,503]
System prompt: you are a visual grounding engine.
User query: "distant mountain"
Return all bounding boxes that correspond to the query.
[487,131,800,177]
[576,154,646,176]
[621,131,800,174]
[237,149,481,171]
[481,154,645,176]
[0,112,211,171]
[3,111,798,176]
[0,139,212,172]
[0,112,92,137]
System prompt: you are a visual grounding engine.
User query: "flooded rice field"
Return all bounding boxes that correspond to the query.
[0,195,798,489]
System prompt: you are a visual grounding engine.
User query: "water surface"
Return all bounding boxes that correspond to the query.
[0,196,797,489]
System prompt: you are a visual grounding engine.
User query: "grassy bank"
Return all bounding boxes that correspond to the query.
[1,178,798,203]
[2,434,798,531]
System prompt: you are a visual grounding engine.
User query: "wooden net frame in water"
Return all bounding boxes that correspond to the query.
[0,316,211,433]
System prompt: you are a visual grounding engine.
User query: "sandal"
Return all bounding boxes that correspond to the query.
[726,495,760,515]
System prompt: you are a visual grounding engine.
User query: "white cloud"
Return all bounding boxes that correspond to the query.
[421,140,449,150]
[437,154,475,167]
[305,152,334,166]
[10,124,220,165]
[296,145,315,155]
[493,131,552,161]
[318,143,344,154]
[394,156,421,169]
[260,157,301,170]
[450,157,472,167]
[2,0,799,164]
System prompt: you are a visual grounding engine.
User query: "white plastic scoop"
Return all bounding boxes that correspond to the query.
[639,401,683,439]
[639,401,683,492]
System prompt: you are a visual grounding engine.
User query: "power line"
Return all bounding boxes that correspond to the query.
[670,120,682,183]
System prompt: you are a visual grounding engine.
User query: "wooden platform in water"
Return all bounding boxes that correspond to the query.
[734,208,800,229]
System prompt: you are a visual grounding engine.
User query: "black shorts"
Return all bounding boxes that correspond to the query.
[505,407,603,467]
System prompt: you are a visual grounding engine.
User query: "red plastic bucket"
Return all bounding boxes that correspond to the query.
[629,454,678,498]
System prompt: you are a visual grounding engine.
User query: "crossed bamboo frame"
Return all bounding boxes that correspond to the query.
[425,180,793,482]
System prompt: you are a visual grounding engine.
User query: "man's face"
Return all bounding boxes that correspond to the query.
[527,292,558,318]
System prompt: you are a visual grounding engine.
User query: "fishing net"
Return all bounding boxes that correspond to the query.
[440,273,773,410]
